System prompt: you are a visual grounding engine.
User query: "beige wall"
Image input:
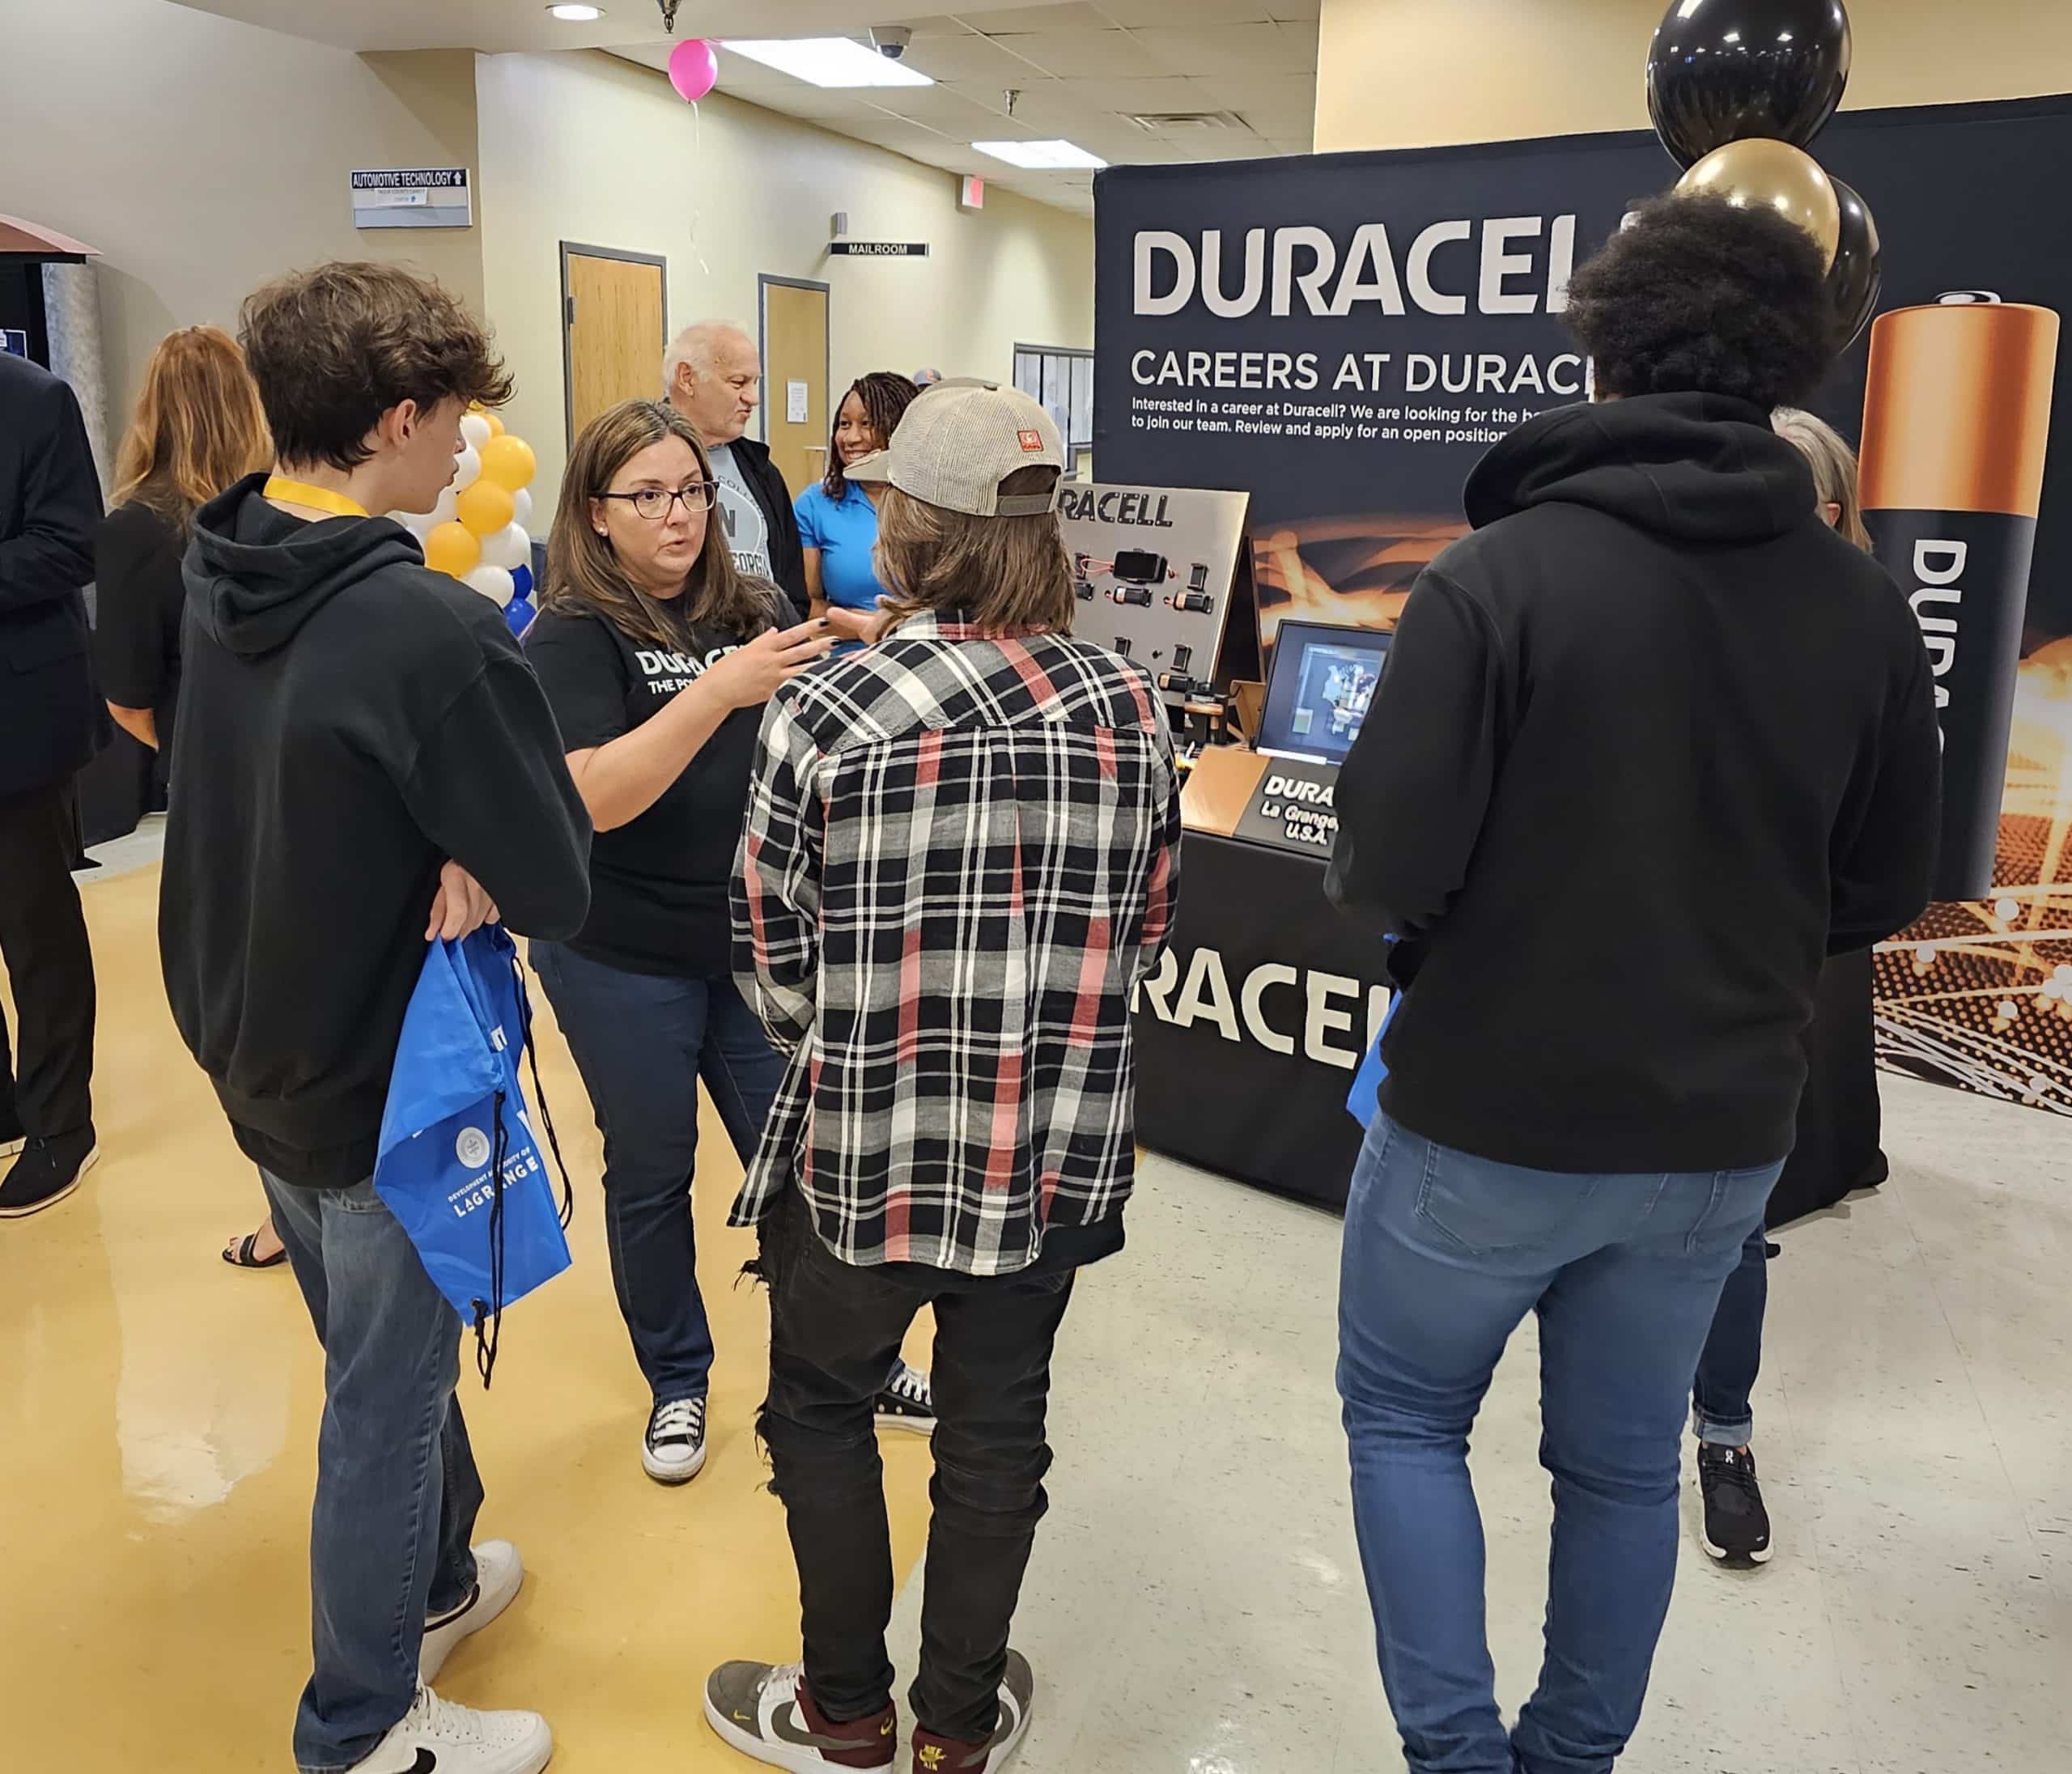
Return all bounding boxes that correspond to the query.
[1316,0,2072,151]
[476,50,1094,498]
[0,0,482,433]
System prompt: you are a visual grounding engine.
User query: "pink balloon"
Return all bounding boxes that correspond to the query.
[668,38,719,104]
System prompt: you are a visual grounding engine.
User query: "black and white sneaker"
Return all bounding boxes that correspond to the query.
[874,1360,936,1437]
[644,1395,708,1484]
[0,1128,98,1219]
[357,1684,551,1774]
[1698,1443,1773,1565]
[421,1540,526,1681]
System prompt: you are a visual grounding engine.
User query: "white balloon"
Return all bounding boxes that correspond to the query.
[452,445,482,494]
[510,486,533,529]
[460,413,493,451]
[481,523,531,571]
[430,486,460,528]
[388,507,434,537]
[465,564,516,607]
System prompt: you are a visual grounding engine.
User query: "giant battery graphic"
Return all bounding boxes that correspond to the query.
[1860,299,2061,902]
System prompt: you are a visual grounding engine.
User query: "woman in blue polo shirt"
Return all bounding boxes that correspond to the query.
[794,371,919,643]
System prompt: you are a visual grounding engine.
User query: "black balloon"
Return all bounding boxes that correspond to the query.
[1826,177,1881,351]
[1645,0,1852,168]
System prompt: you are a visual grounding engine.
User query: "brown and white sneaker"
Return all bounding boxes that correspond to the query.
[704,1660,897,1771]
[911,1651,1034,1773]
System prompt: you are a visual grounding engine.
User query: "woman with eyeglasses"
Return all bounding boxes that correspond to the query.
[519,399,835,1484]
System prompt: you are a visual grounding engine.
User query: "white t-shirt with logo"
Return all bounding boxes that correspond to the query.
[707,441,774,582]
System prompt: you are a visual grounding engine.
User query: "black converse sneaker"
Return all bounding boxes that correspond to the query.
[1698,1443,1773,1565]
[644,1394,708,1484]
[874,1360,936,1436]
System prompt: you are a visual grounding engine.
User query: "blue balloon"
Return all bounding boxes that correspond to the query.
[505,595,535,639]
[510,562,533,599]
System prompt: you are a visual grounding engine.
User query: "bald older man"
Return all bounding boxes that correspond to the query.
[663,321,808,607]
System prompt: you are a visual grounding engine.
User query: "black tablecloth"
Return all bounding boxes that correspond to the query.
[1134,833,1885,1220]
[1134,832,1387,1209]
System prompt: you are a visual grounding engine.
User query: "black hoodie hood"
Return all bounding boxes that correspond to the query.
[1464,392,1817,545]
[185,473,424,659]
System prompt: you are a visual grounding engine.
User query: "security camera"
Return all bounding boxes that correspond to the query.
[870,26,912,59]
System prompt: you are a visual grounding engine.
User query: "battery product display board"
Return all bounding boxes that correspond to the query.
[1057,482,1251,711]
[1098,95,2072,1152]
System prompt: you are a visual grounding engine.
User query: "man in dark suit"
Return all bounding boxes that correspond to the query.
[0,349,104,1216]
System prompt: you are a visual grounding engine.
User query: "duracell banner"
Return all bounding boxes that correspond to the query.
[1098,95,2072,1122]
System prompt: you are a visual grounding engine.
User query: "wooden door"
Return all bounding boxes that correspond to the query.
[760,276,830,499]
[562,244,667,445]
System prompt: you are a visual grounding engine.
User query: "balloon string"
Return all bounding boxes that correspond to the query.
[689,100,711,278]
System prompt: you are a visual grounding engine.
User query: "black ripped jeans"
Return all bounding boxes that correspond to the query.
[758,1193,1076,1745]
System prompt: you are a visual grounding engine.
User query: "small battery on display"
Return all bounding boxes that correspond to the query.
[1110,586,1154,607]
[1172,591,1215,613]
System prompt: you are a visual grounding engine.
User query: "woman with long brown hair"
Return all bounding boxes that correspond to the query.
[96,325,279,1268]
[521,399,932,1483]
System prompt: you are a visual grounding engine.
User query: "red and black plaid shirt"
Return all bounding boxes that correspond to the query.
[730,611,1182,1275]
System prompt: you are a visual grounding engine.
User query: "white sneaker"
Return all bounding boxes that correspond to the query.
[355,1685,552,1774]
[643,1395,708,1484]
[421,1541,525,1682]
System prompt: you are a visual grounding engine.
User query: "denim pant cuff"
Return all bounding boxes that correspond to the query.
[1692,1406,1755,1447]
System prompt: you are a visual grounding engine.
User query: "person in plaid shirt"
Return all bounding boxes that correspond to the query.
[705,381,1181,1774]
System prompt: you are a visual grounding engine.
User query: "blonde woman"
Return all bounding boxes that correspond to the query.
[1688,404,1883,1569]
[94,326,282,1267]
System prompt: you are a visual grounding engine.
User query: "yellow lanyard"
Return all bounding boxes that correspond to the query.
[263,475,371,520]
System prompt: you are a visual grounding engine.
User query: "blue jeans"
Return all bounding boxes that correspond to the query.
[1691,1226,1768,1447]
[263,1172,483,1774]
[1336,1114,1777,1774]
[531,942,783,1403]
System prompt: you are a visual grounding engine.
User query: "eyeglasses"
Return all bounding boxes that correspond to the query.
[599,482,718,520]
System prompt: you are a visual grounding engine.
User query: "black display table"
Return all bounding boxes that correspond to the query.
[1133,833,1883,1223]
[1133,831,1391,1209]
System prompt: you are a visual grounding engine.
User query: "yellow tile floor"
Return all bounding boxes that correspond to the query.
[0,863,936,1770]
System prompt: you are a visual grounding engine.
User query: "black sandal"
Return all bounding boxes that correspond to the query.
[223,1231,288,1270]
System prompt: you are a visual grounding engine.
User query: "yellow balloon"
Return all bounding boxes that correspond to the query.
[483,410,507,437]
[478,433,537,493]
[423,520,482,579]
[1675,139,1841,271]
[456,478,516,537]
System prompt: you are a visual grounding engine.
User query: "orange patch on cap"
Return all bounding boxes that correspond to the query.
[1017,429,1045,452]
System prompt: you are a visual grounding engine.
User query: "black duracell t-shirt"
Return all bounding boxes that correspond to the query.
[524,602,793,978]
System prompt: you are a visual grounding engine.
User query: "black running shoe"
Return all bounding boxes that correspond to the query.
[1698,1443,1773,1565]
[874,1360,936,1436]
[0,1128,98,1219]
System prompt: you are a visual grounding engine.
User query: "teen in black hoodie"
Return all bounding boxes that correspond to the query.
[1329,199,1938,1774]
[160,264,589,1774]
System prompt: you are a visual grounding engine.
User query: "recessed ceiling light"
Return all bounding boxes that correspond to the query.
[546,3,603,19]
[724,38,934,88]
[971,139,1107,171]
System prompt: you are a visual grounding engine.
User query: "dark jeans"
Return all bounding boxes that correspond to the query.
[0,780,96,1140]
[531,941,783,1403]
[1338,1113,1777,1774]
[1692,1225,1768,1447]
[263,1172,482,1774]
[758,1194,1076,1745]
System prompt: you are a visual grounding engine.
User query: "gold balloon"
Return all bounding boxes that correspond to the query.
[456,477,516,538]
[1675,138,1841,271]
[423,520,482,580]
[478,433,537,493]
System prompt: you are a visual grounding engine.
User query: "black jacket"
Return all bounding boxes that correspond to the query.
[161,477,593,1186]
[0,352,105,798]
[1329,393,1940,1173]
[726,434,809,609]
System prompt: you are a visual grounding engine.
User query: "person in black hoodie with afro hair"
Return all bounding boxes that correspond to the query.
[1328,195,1939,1774]
[162,262,590,1774]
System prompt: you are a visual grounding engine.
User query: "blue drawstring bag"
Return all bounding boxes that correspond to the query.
[1346,936,1402,1127]
[374,924,573,1386]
